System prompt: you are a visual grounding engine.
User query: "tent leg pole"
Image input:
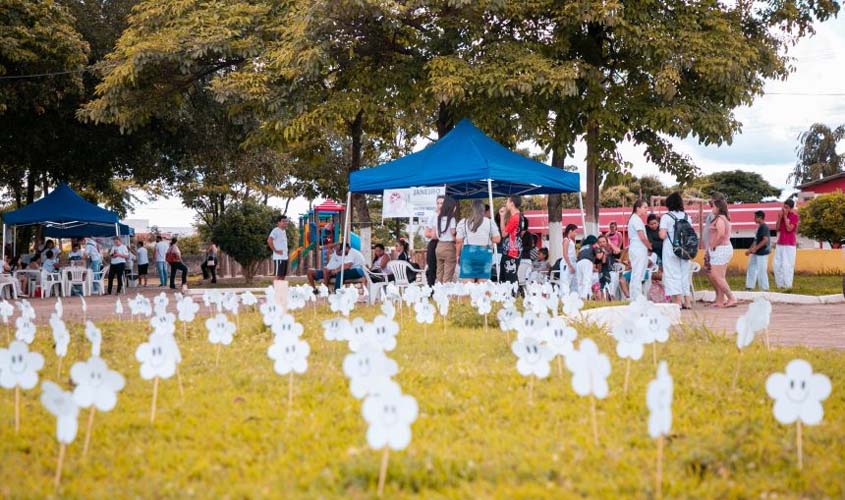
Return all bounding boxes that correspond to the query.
[339,192,352,288]
[578,190,588,236]
[487,179,498,281]
[2,223,6,263]
[12,227,16,257]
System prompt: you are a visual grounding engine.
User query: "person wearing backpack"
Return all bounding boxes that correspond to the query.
[659,192,696,309]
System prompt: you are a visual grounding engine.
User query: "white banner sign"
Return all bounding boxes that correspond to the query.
[383,186,445,219]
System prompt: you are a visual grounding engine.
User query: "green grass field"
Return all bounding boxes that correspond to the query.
[694,273,842,297]
[2,304,843,498]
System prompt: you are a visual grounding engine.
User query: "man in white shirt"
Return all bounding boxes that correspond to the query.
[267,215,289,280]
[136,241,149,287]
[153,235,170,287]
[307,244,343,288]
[42,250,59,274]
[335,245,367,289]
[107,236,130,295]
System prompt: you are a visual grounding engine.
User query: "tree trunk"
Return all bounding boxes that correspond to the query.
[349,109,372,262]
[547,137,565,263]
[584,121,601,236]
[436,102,455,139]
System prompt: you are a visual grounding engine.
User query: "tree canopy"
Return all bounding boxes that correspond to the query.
[691,170,781,203]
[791,123,845,186]
[798,192,845,245]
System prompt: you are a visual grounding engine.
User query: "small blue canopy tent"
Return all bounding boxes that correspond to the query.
[2,183,125,260]
[340,119,584,284]
[349,119,581,198]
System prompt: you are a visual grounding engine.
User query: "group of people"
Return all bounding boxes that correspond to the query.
[1,233,210,297]
[562,191,800,307]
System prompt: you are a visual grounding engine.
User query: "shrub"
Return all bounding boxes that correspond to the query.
[798,192,845,245]
[211,200,278,283]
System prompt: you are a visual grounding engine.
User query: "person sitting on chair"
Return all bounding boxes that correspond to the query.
[370,243,393,283]
[307,244,343,289]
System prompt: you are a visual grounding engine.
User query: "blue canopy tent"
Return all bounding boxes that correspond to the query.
[341,119,584,283]
[2,183,126,260]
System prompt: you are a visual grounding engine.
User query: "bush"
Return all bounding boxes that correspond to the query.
[177,234,204,256]
[798,192,845,245]
[211,200,278,283]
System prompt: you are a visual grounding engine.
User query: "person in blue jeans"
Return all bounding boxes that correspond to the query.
[153,235,169,286]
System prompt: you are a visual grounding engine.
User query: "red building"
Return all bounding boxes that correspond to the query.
[797,172,845,197]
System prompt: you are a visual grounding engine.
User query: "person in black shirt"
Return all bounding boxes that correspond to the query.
[646,214,663,263]
[744,210,771,290]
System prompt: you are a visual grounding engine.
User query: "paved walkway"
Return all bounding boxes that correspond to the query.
[681,302,845,350]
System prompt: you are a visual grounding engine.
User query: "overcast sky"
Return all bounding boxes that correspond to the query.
[128,15,845,227]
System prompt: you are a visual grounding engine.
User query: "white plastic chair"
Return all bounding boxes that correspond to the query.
[363,267,389,304]
[0,274,17,299]
[67,267,90,296]
[688,261,702,297]
[386,260,421,289]
[643,262,660,298]
[41,271,64,299]
[91,265,109,296]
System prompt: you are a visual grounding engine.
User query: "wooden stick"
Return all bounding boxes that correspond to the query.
[764,328,771,351]
[176,366,184,398]
[656,435,664,499]
[215,344,221,367]
[590,395,599,446]
[377,447,390,497]
[731,349,743,390]
[652,342,657,367]
[150,376,159,424]
[82,406,96,459]
[54,443,66,488]
[15,386,20,433]
[484,314,488,333]
[557,356,563,377]
[5,324,9,343]
[797,420,803,470]
[624,358,631,395]
[57,356,63,380]
[182,322,187,339]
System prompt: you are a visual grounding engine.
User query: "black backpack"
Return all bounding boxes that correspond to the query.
[667,213,699,260]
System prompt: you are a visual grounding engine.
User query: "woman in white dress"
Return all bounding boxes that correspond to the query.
[559,224,578,293]
[627,200,652,300]
[659,192,693,309]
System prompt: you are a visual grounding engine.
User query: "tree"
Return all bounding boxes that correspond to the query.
[210,200,277,284]
[791,123,845,185]
[798,193,845,245]
[601,185,637,208]
[692,170,780,203]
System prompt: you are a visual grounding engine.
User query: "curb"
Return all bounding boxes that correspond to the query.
[693,290,844,305]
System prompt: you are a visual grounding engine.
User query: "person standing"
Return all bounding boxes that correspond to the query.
[500,196,524,285]
[153,235,169,287]
[423,195,445,287]
[201,242,218,284]
[701,192,726,277]
[84,236,102,292]
[267,215,289,281]
[645,215,663,263]
[136,241,149,287]
[706,199,737,308]
[773,199,799,289]
[455,199,501,283]
[434,196,458,283]
[559,224,579,292]
[576,235,601,299]
[745,210,771,291]
[627,200,652,299]
[659,192,694,309]
[166,237,188,290]
[107,236,129,295]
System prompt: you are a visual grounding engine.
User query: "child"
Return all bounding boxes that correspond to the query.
[136,241,149,287]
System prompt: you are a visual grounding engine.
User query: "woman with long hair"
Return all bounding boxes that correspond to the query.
[434,196,458,283]
[627,200,652,299]
[560,224,579,292]
[659,192,694,309]
[707,198,737,307]
[499,196,523,284]
[456,199,501,283]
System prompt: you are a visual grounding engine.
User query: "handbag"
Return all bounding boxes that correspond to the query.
[207,254,217,267]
